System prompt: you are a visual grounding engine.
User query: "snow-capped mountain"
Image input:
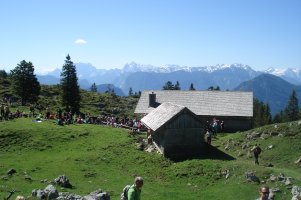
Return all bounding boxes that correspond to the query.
[122,62,253,73]
[264,67,301,85]
[39,62,301,93]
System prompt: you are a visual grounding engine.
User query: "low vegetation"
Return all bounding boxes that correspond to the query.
[0,118,300,200]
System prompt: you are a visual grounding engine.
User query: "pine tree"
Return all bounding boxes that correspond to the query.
[90,83,97,92]
[174,81,181,90]
[10,60,40,105]
[189,83,196,91]
[60,54,81,114]
[252,98,272,127]
[129,87,133,96]
[163,81,174,90]
[0,70,7,78]
[285,90,299,121]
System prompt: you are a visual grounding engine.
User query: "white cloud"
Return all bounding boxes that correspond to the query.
[74,39,87,44]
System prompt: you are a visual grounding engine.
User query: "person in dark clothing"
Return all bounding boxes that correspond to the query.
[251,144,262,165]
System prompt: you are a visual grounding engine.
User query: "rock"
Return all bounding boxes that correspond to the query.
[57,192,84,200]
[285,177,293,186]
[224,145,230,150]
[295,156,301,164]
[274,124,278,129]
[145,145,156,153]
[278,133,283,137]
[266,163,274,167]
[261,133,270,139]
[270,174,277,182]
[36,189,47,200]
[291,186,301,200]
[54,175,72,188]
[267,145,274,150]
[7,168,17,175]
[84,189,110,200]
[32,189,38,197]
[44,185,59,200]
[246,132,261,140]
[24,175,32,181]
[1,175,8,180]
[245,171,260,183]
[291,186,300,196]
[278,173,286,181]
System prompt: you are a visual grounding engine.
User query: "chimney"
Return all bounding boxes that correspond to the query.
[149,92,156,107]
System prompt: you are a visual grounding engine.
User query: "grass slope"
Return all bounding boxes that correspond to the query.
[0,118,301,200]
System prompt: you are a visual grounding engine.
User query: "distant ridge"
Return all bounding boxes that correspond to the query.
[234,73,301,115]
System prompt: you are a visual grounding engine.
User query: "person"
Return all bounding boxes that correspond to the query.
[205,130,212,145]
[128,176,143,200]
[251,144,262,165]
[15,196,25,200]
[256,185,272,200]
[220,121,225,132]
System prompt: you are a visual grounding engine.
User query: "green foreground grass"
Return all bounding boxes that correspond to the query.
[0,118,300,200]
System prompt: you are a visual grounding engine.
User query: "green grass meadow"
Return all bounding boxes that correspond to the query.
[1,118,301,200]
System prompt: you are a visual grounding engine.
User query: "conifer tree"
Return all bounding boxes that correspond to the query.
[174,81,181,90]
[129,87,133,96]
[163,81,174,90]
[189,83,196,91]
[60,54,81,114]
[285,90,299,121]
[90,82,97,92]
[10,60,40,105]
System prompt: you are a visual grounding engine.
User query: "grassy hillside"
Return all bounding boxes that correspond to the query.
[0,118,300,200]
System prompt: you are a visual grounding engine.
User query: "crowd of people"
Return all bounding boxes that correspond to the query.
[204,118,225,145]
[0,103,146,133]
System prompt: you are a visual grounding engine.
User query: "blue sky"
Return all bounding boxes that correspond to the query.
[0,0,300,73]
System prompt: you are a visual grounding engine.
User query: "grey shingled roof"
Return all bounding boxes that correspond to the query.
[135,90,253,117]
[141,102,186,131]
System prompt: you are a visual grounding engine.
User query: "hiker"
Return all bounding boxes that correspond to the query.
[251,144,262,165]
[15,196,25,200]
[128,176,143,200]
[220,121,225,132]
[256,185,272,200]
[205,130,212,145]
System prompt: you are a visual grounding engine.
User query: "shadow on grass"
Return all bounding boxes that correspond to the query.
[168,144,236,162]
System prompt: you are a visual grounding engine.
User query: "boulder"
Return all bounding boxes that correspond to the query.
[84,189,110,200]
[295,157,301,164]
[285,177,293,186]
[54,175,72,188]
[36,189,47,200]
[7,168,17,176]
[291,186,301,200]
[270,174,277,182]
[245,171,260,183]
[44,185,59,200]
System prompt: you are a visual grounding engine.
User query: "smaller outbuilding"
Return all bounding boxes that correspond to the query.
[141,102,205,158]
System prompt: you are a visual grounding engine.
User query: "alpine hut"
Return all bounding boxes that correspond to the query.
[141,102,205,158]
[135,90,253,132]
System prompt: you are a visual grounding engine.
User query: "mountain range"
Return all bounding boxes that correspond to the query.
[36,62,301,115]
[234,74,301,115]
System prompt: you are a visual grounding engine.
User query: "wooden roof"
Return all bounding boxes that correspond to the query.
[141,102,188,131]
[135,90,253,117]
